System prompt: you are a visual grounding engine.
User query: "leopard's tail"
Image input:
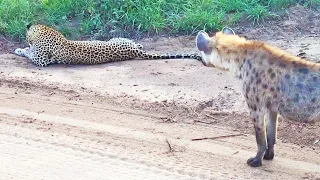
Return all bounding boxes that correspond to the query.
[138,51,202,61]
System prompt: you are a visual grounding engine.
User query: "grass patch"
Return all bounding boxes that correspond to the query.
[0,0,318,40]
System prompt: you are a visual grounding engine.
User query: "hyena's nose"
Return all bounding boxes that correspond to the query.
[200,59,208,66]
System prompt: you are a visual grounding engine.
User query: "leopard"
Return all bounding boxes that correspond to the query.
[196,27,320,167]
[14,24,201,66]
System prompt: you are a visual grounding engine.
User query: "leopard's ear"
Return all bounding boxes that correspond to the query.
[26,23,32,30]
[222,27,235,35]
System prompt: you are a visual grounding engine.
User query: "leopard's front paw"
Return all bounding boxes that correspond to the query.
[14,47,30,58]
[14,48,25,56]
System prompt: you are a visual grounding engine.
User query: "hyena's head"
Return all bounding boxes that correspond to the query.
[196,27,242,71]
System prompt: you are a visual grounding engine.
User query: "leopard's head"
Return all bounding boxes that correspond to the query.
[26,24,65,46]
[26,24,45,46]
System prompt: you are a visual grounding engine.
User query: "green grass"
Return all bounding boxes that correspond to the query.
[0,0,318,41]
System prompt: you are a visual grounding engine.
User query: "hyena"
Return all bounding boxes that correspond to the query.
[196,27,320,167]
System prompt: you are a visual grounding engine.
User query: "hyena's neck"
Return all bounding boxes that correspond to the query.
[215,45,252,78]
[215,34,263,77]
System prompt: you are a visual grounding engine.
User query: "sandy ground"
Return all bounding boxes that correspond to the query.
[0,5,319,180]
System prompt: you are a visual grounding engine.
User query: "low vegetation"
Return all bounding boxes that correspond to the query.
[0,0,319,40]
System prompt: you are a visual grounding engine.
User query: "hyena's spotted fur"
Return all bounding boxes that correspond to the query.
[196,27,320,167]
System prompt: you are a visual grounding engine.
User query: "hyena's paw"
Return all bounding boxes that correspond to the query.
[263,149,274,160]
[247,157,262,167]
[14,47,30,58]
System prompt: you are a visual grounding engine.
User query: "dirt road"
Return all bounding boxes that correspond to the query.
[0,84,319,180]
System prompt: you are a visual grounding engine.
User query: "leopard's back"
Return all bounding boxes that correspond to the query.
[21,24,201,66]
[52,38,143,64]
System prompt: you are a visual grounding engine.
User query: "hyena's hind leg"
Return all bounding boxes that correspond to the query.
[247,112,267,167]
[264,111,279,160]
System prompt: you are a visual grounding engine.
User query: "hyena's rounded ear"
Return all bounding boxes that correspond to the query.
[196,30,213,54]
[222,27,235,35]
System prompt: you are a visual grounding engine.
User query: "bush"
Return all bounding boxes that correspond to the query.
[0,0,318,40]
